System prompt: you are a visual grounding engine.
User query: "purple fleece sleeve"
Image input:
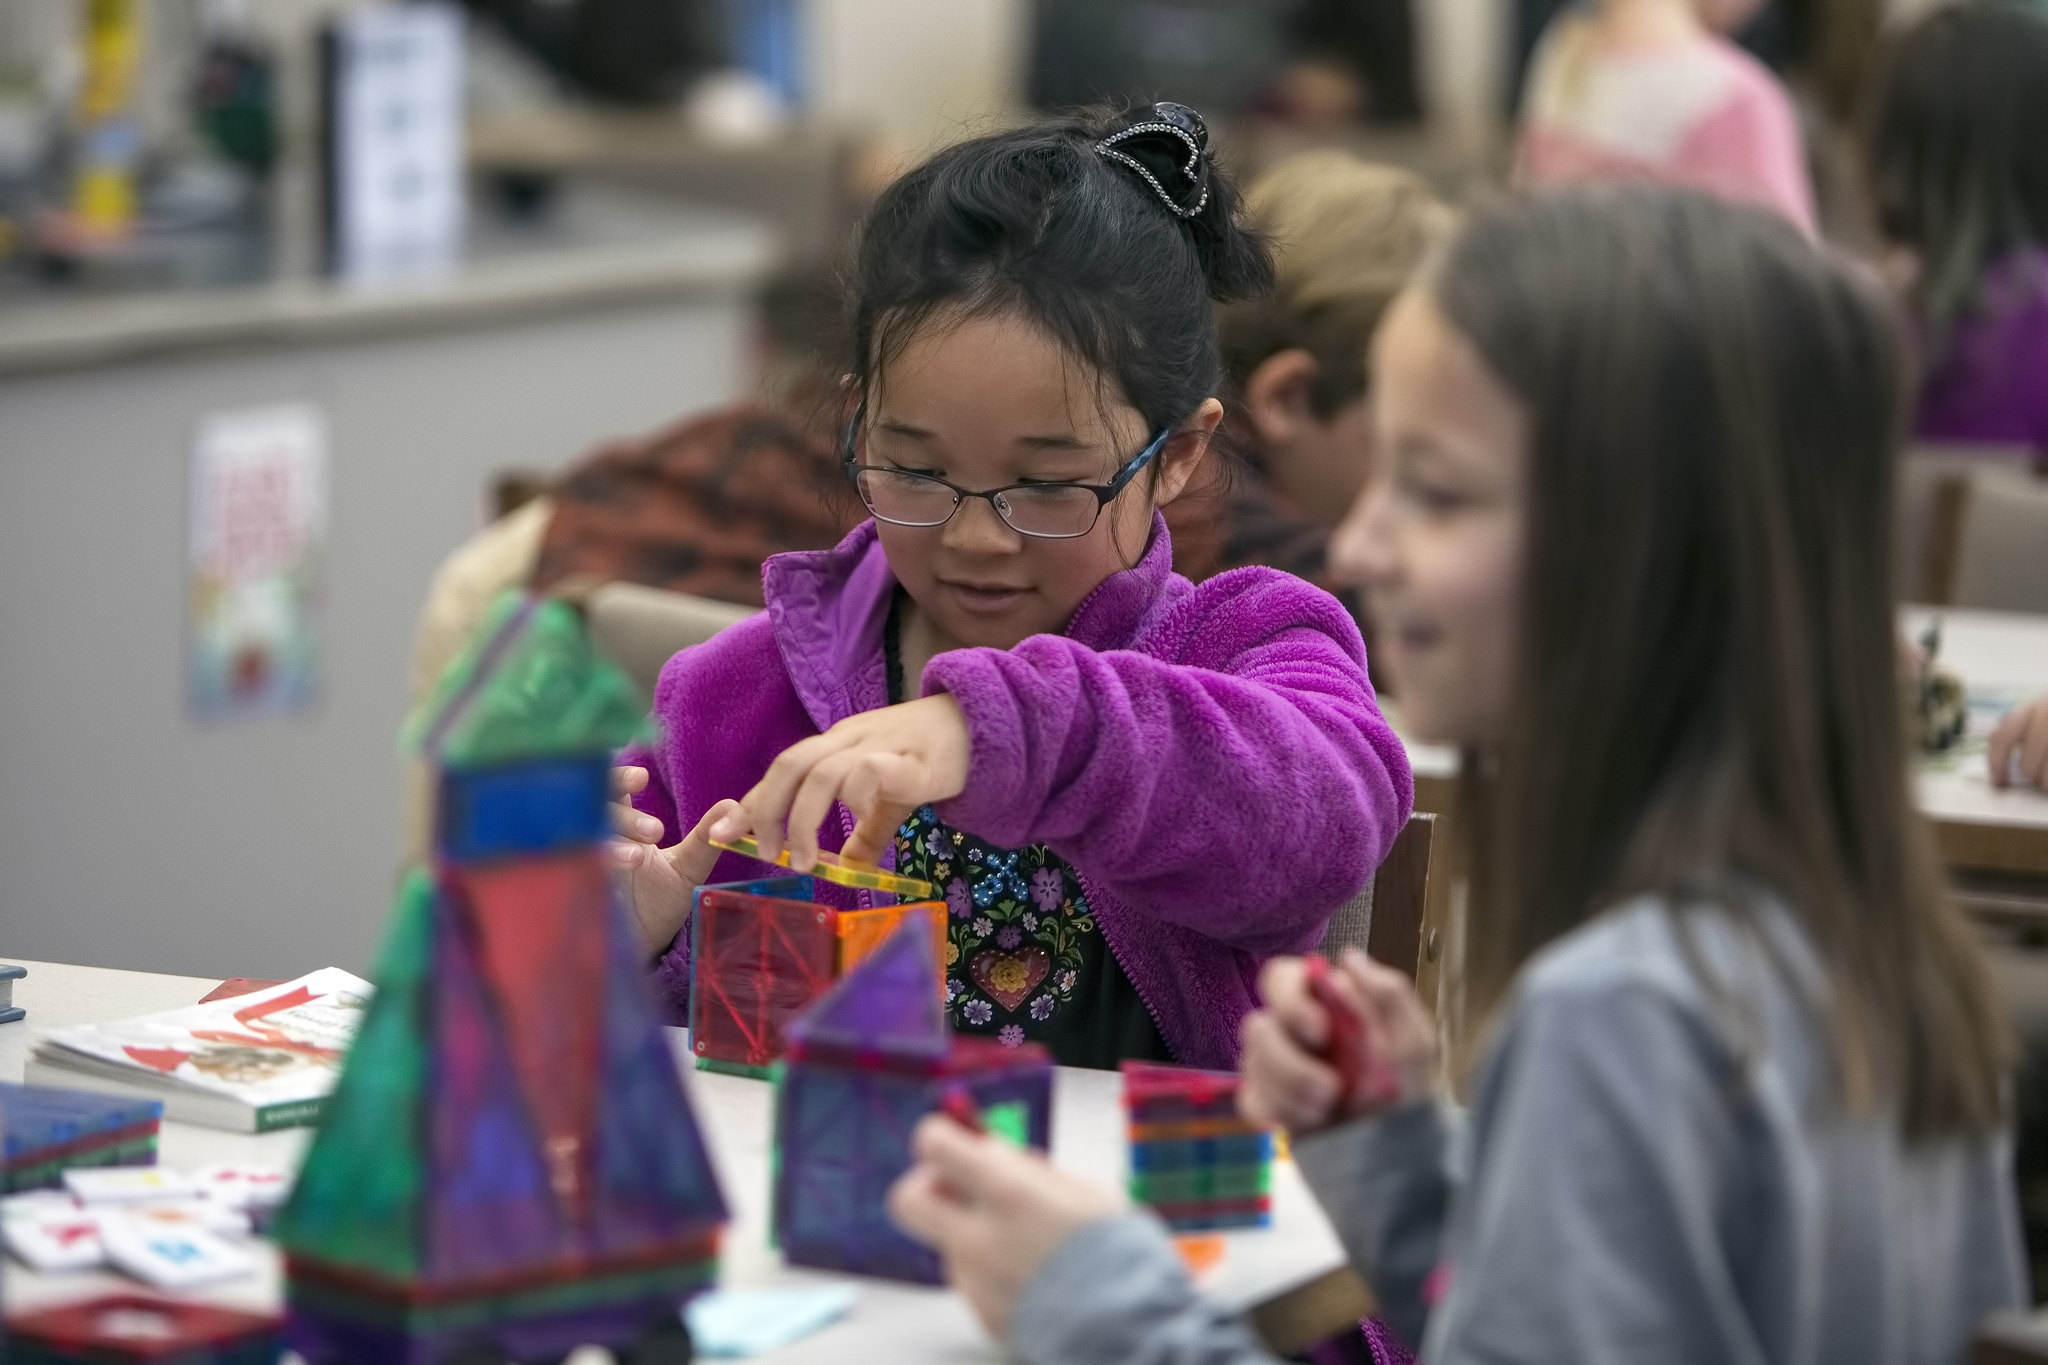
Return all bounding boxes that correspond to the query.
[922,573,1412,956]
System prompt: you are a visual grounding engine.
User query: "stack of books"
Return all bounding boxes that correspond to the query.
[1121,1060,1274,1232]
[2,1082,162,1193]
[23,968,372,1133]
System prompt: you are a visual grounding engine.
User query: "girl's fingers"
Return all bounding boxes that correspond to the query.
[911,1112,1032,1197]
[611,801,663,843]
[886,1160,973,1250]
[1340,948,1423,1042]
[721,731,857,860]
[843,807,913,868]
[1257,957,1330,1052]
[782,750,865,871]
[672,800,743,885]
[1238,1011,1340,1130]
[2022,708,2048,789]
[1990,711,2022,788]
[611,765,650,797]
[839,752,923,864]
[611,839,648,869]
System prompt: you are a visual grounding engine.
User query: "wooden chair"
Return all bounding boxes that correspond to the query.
[582,581,760,695]
[1974,1311,2048,1364]
[1320,812,1443,1006]
[1894,445,2037,605]
[1952,463,2048,614]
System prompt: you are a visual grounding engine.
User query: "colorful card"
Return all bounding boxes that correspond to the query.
[3,1188,84,1220]
[191,1163,292,1210]
[118,1198,251,1240]
[64,1167,193,1204]
[96,1208,254,1289]
[4,1208,106,1271]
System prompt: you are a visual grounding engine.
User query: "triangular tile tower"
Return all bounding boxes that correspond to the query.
[274,593,726,1365]
[772,919,1053,1283]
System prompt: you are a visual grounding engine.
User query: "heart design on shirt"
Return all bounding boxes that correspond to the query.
[969,947,1050,1013]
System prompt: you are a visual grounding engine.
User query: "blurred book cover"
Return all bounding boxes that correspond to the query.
[187,404,326,721]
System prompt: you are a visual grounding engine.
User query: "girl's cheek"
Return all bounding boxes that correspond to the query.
[875,523,938,585]
[1455,523,1524,734]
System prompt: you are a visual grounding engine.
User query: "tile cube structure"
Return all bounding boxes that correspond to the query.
[689,876,947,1077]
[274,594,727,1365]
[1123,1061,1274,1232]
[772,920,1052,1283]
[1,1083,162,1193]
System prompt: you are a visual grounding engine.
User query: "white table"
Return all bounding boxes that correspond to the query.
[1,960,1347,1362]
[1395,609,2048,878]
[1902,609,2048,877]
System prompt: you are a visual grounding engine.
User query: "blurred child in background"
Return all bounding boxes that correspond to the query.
[1171,151,1455,628]
[1516,0,1815,232]
[887,185,2022,1364]
[407,269,860,703]
[1861,0,2048,455]
[613,104,1412,1071]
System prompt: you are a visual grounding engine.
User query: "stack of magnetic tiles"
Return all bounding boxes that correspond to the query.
[1,1082,162,1194]
[1121,1061,1274,1232]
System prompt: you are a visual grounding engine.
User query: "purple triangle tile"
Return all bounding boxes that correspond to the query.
[590,884,728,1255]
[424,879,577,1283]
[785,917,946,1059]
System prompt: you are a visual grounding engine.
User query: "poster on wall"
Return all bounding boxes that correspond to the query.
[188,404,327,721]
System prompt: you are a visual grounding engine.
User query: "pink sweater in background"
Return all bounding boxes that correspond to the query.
[1516,20,1814,235]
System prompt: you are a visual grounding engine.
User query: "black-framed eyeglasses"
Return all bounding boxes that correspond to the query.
[841,401,1171,540]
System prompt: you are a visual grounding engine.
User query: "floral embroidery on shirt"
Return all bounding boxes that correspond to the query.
[895,804,1097,1046]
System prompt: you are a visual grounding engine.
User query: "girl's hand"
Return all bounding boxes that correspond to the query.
[887,1115,1123,1342]
[610,765,738,957]
[710,694,972,871]
[1990,697,2048,791]
[1239,946,1436,1134]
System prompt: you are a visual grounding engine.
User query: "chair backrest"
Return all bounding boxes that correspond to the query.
[1952,464,2048,614]
[1320,812,1437,987]
[1896,445,2033,604]
[584,581,760,695]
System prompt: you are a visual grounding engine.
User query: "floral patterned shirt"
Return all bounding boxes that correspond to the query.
[885,595,1170,1069]
[893,804,1169,1068]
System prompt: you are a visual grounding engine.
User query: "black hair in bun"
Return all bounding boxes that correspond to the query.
[847,102,1275,437]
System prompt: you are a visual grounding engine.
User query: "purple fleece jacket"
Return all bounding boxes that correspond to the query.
[629,514,1412,1069]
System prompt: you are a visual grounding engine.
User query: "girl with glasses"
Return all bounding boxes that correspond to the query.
[609,103,1413,1070]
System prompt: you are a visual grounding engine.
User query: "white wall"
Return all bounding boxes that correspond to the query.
[0,297,749,979]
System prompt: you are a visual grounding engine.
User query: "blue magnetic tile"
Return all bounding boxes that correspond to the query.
[1,1082,161,1159]
[1129,1132,1273,1173]
[437,755,611,861]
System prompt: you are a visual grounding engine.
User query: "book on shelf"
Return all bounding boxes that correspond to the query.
[23,968,373,1133]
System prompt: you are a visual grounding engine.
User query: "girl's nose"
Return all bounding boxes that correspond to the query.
[942,493,1024,554]
[1328,477,1398,590]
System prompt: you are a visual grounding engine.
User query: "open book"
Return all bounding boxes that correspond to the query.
[24,968,373,1133]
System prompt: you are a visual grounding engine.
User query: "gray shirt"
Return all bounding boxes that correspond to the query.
[1010,896,2026,1365]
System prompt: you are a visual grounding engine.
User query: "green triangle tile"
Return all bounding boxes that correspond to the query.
[273,868,435,1276]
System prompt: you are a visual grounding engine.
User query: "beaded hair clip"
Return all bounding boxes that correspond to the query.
[1094,101,1213,219]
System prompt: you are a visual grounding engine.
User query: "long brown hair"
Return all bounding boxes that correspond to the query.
[1436,185,2008,1139]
